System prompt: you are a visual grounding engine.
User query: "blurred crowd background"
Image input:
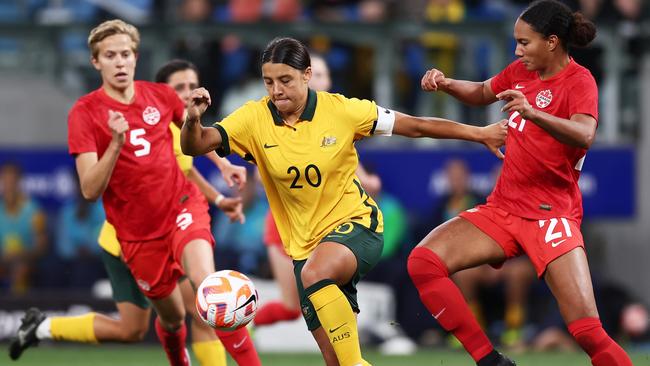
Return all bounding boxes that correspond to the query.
[1,0,649,353]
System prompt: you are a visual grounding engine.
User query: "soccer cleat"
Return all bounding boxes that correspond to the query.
[9,308,47,360]
[491,351,516,366]
[477,350,516,366]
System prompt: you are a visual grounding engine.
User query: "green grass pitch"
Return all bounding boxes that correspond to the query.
[6,344,650,365]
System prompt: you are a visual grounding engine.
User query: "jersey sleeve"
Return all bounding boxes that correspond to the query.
[338,95,378,139]
[568,73,599,122]
[67,102,97,156]
[212,102,256,158]
[490,60,519,95]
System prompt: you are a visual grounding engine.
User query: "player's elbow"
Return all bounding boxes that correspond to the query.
[81,189,101,202]
[180,140,199,157]
[581,130,595,149]
[80,186,101,202]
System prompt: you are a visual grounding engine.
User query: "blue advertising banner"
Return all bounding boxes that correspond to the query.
[0,146,635,219]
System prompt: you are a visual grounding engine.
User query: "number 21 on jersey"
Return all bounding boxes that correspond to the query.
[508,111,527,132]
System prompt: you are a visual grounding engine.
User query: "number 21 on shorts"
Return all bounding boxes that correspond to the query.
[538,218,572,247]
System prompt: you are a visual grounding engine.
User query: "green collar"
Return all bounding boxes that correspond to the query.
[267,89,317,126]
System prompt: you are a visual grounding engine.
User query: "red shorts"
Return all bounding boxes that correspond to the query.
[121,192,214,299]
[263,211,284,250]
[459,204,584,278]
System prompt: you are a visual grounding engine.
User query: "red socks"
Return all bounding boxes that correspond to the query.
[253,301,302,326]
[215,327,261,366]
[408,247,493,362]
[568,317,633,366]
[154,318,189,366]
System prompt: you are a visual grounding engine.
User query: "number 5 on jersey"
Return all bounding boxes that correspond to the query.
[130,128,150,157]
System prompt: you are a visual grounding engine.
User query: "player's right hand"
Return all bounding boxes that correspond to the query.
[216,196,246,224]
[187,87,211,121]
[421,68,448,92]
[108,110,129,145]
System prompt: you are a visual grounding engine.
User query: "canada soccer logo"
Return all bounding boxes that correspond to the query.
[142,106,161,125]
[535,90,552,108]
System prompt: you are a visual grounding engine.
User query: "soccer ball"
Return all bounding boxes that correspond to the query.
[195,270,258,330]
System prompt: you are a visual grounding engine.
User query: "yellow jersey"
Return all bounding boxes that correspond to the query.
[97,123,193,256]
[214,90,384,260]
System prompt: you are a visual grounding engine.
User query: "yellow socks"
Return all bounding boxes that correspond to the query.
[307,281,362,366]
[505,303,524,329]
[51,313,97,343]
[192,340,227,366]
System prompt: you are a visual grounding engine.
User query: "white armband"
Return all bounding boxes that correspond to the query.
[373,106,395,136]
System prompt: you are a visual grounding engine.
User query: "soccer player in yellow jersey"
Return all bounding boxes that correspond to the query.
[9,60,248,366]
[181,37,507,366]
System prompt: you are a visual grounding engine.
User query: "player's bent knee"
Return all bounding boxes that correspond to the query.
[301,264,329,288]
[121,326,148,343]
[407,247,449,287]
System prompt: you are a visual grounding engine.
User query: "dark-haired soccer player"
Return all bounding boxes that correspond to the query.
[409,1,633,365]
[181,37,506,366]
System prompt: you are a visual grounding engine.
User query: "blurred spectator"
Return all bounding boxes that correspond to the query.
[228,0,301,22]
[213,169,268,275]
[431,158,482,225]
[55,177,105,288]
[180,0,213,23]
[527,281,650,351]
[361,165,417,353]
[0,162,48,294]
[309,0,390,22]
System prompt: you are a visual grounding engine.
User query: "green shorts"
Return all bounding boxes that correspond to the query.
[100,249,150,309]
[294,222,383,331]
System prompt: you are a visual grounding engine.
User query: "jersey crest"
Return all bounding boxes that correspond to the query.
[142,106,161,125]
[535,89,553,109]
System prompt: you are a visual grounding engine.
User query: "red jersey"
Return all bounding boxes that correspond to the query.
[68,81,193,241]
[488,59,598,222]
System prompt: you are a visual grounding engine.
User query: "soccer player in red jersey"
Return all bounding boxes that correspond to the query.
[61,20,259,366]
[409,1,633,365]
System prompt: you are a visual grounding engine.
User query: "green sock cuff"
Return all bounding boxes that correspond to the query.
[304,279,336,298]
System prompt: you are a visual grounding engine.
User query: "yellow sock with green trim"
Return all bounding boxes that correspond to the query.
[51,313,97,343]
[308,281,363,366]
[192,339,227,366]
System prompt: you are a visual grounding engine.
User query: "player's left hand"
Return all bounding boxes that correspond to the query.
[479,119,508,160]
[496,90,535,119]
[217,196,246,224]
[220,163,247,191]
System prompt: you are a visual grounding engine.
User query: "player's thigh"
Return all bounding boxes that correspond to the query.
[150,285,186,327]
[544,247,599,323]
[311,327,340,366]
[417,216,506,274]
[181,239,215,287]
[268,245,300,308]
[302,241,357,288]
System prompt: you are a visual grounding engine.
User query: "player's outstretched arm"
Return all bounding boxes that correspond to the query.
[421,67,497,106]
[181,87,223,156]
[186,167,245,223]
[204,153,247,190]
[75,110,128,201]
[393,112,508,159]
